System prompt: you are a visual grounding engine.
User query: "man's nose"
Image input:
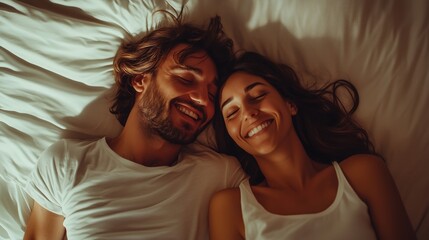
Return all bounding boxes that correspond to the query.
[189,89,209,106]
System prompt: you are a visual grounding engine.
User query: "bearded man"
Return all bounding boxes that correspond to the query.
[24,10,245,240]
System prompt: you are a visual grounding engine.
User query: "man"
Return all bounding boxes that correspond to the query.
[24,11,245,240]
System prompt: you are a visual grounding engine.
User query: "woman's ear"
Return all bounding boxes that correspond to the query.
[288,101,298,116]
[132,74,150,93]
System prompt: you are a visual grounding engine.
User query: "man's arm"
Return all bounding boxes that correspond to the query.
[24,201,65,240]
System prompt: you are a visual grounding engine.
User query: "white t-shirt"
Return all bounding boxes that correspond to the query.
[239,161,377,240]
[25,138,245,240]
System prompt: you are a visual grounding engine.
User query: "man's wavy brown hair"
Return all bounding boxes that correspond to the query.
[110,8,234,126]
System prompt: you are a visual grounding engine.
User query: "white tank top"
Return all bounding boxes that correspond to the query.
[239,161,377,240]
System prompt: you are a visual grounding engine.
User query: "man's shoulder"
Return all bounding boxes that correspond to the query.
[41,137,103,161]
[59,137,102,148]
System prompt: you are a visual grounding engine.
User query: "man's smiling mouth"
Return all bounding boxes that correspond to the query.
[175,103,201,121]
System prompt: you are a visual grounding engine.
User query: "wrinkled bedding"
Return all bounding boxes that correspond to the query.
[1,1,428,239]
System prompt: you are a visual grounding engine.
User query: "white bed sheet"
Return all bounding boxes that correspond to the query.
[1,0,428,239]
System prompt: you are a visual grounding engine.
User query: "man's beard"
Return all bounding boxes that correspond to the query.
[137,79,204,145]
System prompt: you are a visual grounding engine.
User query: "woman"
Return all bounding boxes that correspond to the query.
[209,52,416,240]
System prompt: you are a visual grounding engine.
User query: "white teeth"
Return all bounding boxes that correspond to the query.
[177,106,198,120]
[247,121,272,137]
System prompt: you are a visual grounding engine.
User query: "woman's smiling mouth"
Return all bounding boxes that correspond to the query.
[246,119,273,138]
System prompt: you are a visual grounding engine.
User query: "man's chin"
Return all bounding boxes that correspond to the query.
[176,122,206,141]
[176,129,202,144]
[166,134,197,145]
[157,128,201,145]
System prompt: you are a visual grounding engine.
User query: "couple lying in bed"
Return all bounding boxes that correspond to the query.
[23,12,415,240]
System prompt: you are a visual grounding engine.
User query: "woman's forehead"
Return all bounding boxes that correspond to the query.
[220,72,271,107]
[222,72,268,93]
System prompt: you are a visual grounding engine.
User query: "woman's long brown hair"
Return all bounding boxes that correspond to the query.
[213,52,376,184]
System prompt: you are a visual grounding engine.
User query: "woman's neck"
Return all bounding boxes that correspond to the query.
[255,135,320,191]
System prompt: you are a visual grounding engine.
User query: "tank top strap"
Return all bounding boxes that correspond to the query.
[239,178,257,207]
[332,160,362,201]
[332,161,343,184]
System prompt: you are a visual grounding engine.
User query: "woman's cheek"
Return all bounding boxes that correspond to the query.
[226,123,239,141]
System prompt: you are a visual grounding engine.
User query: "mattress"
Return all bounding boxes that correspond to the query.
[1,0,428,239]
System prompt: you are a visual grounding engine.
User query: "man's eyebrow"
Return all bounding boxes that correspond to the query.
[221,82,267,110]
[171,64,202,75]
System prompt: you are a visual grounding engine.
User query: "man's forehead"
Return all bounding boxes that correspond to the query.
[166,44,218,83]
[170,44,210,64]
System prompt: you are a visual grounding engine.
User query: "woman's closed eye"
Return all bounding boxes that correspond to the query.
[224,108,239,120]
[223,93,268,120]
[250,92,268,102]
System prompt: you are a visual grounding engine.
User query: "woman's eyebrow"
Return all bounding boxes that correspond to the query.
[221,81,267,110]
[221,97,233,110]
[244,82,266,92]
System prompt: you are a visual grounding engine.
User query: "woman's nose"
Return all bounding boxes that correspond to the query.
[244,106,259,121]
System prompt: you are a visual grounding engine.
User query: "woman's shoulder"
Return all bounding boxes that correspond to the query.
[339,154,384,171]
[210,187,242,220]
[210,187,242,207]
[209,187,244,238]
[338,154,389,201]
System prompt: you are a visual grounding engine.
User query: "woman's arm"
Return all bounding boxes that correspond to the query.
[209,188,244,240]
[24,201,65,240]
[341,154,416,240]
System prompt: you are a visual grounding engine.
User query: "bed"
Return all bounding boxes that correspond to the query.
[1,0,428,239]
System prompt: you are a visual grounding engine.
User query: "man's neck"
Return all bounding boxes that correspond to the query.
[107,122,182,167]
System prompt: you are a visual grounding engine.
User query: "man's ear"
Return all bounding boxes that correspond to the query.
[132,74,150,93]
